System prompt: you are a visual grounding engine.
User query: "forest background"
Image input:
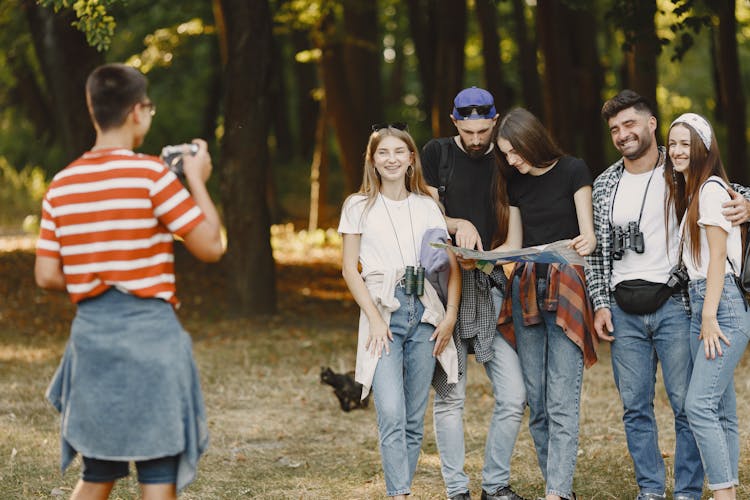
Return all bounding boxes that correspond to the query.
[2,1,750,497]
[1,0,750,316]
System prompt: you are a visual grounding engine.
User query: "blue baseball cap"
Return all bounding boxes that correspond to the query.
[452,86,497,120]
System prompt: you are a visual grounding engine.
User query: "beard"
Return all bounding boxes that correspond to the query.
[618,130,653,161]
[461,139,491,159]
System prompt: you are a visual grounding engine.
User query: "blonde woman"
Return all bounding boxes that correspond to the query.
[338,124,460,499]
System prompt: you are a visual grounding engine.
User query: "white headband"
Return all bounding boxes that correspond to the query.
[670,112,712,151]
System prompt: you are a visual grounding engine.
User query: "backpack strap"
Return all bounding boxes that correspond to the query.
[437,137,454,207]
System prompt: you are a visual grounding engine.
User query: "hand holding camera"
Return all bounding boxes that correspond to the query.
[161,140,212,185]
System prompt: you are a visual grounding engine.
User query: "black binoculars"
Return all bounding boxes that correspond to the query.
[612,221,645,260]
[404,265,425,296]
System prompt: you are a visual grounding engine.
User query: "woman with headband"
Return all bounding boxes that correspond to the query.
[665,112,750,500]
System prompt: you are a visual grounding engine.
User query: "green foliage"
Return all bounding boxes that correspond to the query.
[0,157,47,230]
[37,0,117,51]
[668,0,711,61]
[274,0,333,32]
[606,0,670,54]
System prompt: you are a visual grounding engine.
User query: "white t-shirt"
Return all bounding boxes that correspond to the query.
[338,192,448,276]
[611,165,679,286]
[680,177,742,280]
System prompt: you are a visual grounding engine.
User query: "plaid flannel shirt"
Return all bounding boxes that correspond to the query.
[584,146,750,316]
[432,267,506,398]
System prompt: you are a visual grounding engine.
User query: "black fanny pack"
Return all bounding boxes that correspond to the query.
[613,279,673,315]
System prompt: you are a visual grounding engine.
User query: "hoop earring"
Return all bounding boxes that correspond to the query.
[407,165,414,177]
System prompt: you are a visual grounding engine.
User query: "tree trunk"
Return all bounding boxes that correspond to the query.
[536,0,575,151]
[571,7,605,175]
[292,29,320,159]
[309,99,329,232]
[271,37,294,164]
[432,0,467,137]
[714,0,747,184]
[317,1,383,192]
[23,0,103,164]
[511,0,542,118]
[217,0,276,315]
[622,0,659,119]
[406,0,437,125]
[386,35,406,111]
[475,0,506,113]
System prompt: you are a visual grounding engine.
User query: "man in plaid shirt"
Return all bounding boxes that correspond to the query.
[585,90,750,500]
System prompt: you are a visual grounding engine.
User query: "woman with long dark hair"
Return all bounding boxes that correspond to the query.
[494,108,598,500]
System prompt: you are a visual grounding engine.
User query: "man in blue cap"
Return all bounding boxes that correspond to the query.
[422,87,527,500]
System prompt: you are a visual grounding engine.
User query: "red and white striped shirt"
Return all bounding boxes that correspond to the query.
[36,148,205,306]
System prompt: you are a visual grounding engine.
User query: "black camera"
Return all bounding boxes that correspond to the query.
[404,265,425,296]
[666,265,689,290]
[160,143,199,178]
[611,221,645,260]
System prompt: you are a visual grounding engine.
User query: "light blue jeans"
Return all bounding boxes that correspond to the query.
[685,275,750,491]
[372,285,436,497]
[433,288,526,498]
[609,293,703,499]
[510,276,582,499]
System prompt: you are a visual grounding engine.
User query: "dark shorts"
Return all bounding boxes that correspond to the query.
[81,454,179,484]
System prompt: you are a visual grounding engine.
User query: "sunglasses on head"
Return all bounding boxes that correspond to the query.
[455,104,493,118]
[371,122,408,132]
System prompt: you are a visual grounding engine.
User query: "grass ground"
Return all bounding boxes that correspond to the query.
[1,235,749,499]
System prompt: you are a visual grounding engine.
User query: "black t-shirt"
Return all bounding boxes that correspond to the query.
[507,156,592,247]
[422,138,497,248]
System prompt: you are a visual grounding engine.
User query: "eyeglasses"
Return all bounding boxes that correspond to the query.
[455,104,493,118]
[371,122,408,132]
[139,100,156,117]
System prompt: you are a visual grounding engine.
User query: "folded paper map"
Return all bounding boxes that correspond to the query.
[430,239,587,274]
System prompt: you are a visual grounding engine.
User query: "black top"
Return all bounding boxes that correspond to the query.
[507,155,592,247]
[422,138,497,248]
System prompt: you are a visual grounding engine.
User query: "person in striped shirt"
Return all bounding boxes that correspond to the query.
[35,63,224,500]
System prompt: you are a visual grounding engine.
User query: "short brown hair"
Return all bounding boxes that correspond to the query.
[86,64,148,131]
[601,89,655,122]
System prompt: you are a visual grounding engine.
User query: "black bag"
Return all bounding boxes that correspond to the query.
[613,279,673,315]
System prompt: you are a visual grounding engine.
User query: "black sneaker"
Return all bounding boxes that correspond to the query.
[481,485,528,500]
[449,493,471,500]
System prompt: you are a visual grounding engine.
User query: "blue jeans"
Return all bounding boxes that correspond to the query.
[433,288,526,497]
[511,276,583,499]
[372,285,436,497]
[609,293,703,499]
[685,275,750,491]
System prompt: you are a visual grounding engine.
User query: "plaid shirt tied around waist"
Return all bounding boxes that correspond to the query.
[497,263,598,369]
